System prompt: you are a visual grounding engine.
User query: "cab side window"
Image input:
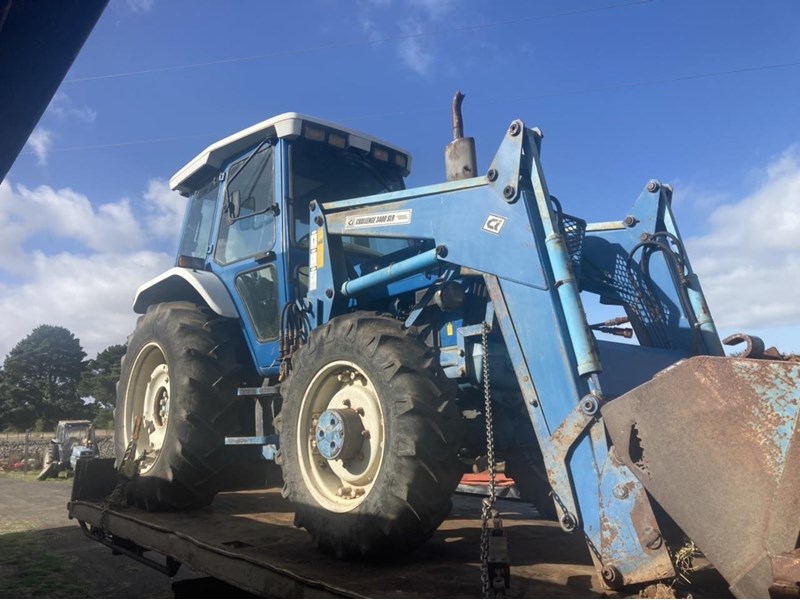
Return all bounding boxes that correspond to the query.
[216,145,276,265]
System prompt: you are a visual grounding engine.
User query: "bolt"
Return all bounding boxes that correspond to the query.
[325,288,334,298]
[487,168,498,182]
[309,200,317,211]
[503,185,516,200]
[560,514,576,532]
[509,121,522,136]
[623,216,637,227]
[531,400,539,407]
[601,565,622,589]
[314,215,324,226]
[435,244,448,258]
[311,439,317,448]
[342,399,351,407]
[643,526,663,550]
[356,407,365,416]
[646,180,659,193]
[613,484,629,499]
[581,395,598,416]
[361,430,371,439]
[640,233,650,242]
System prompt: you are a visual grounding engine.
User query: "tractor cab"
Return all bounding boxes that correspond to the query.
[143,114,416,375]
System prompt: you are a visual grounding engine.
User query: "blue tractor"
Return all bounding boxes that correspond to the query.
[38,420,99,480]
[114,100,800,597]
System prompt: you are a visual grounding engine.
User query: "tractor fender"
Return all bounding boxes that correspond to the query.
[133,267,239,318]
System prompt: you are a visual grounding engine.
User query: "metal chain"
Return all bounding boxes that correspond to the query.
[480,320,497,598]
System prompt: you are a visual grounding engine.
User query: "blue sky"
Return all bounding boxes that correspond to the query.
[2,0,800,359]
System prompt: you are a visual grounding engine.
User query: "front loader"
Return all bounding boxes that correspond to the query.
[111,98,800,597]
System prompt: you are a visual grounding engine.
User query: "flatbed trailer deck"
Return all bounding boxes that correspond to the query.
[68,464,610,598]
[67,460,731,598]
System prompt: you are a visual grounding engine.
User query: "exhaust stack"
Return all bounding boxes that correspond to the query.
[445,91,477,181]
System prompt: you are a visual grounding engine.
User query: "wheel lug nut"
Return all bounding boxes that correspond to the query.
[361,430,370,439]
[356,407,365,416]
[343,399,351,407]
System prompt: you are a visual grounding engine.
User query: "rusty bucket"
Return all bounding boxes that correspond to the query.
[602,356,800,598]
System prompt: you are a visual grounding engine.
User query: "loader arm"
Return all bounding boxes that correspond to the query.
[304,121,800,596]
[305,122,698,586]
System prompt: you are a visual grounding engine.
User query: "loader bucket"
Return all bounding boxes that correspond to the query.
[601,356,800,598]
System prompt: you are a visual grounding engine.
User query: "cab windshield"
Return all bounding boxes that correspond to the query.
[177,178,219,261]
[290,139,407,256]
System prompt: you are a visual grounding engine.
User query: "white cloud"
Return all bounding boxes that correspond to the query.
[0,178,186,359]
[143,178,185,239]
[686,147,800,332]
[25,128,54,165]
[48,92,97,124]
[0,251,172,360]
[22,94,97,167]
[397,22,434,76]
[0,182,143,262]
[408,0,454,20]
[356,0,456,77]
[358,14,382,42]
[126,0,154,14]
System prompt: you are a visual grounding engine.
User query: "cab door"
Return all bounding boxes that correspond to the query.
[208,140,288,377]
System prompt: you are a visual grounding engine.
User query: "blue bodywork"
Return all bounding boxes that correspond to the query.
[298,121,720,584]
[170,118,798,594]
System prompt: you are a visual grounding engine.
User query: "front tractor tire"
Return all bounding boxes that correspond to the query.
[276,313,463,558]
[115,301,245,511]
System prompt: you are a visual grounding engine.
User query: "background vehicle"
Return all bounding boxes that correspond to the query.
[38,420,98,480]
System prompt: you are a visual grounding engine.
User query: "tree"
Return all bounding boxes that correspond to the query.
[79,343,126,428]
[0,325,87,430]
[79,343,126,408]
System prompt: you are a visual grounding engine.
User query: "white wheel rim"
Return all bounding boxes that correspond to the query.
[297,360,384,512]
[124,343,170,474]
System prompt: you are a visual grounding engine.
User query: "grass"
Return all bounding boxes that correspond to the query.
[0,528,89,599]
[0,472,85,598]
[0,470,71,483]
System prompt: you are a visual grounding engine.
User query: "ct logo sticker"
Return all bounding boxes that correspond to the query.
[482,214,506,235]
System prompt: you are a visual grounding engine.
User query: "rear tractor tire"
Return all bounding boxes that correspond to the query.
[276,312,463,558]
[114,301,246,511]
[36,443,60,480]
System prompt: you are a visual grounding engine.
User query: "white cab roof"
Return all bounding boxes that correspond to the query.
[170,112,412,195]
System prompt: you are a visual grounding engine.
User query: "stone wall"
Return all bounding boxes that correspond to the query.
[0,435,114,470]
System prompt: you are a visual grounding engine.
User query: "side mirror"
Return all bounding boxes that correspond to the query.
[226,189,241,223]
